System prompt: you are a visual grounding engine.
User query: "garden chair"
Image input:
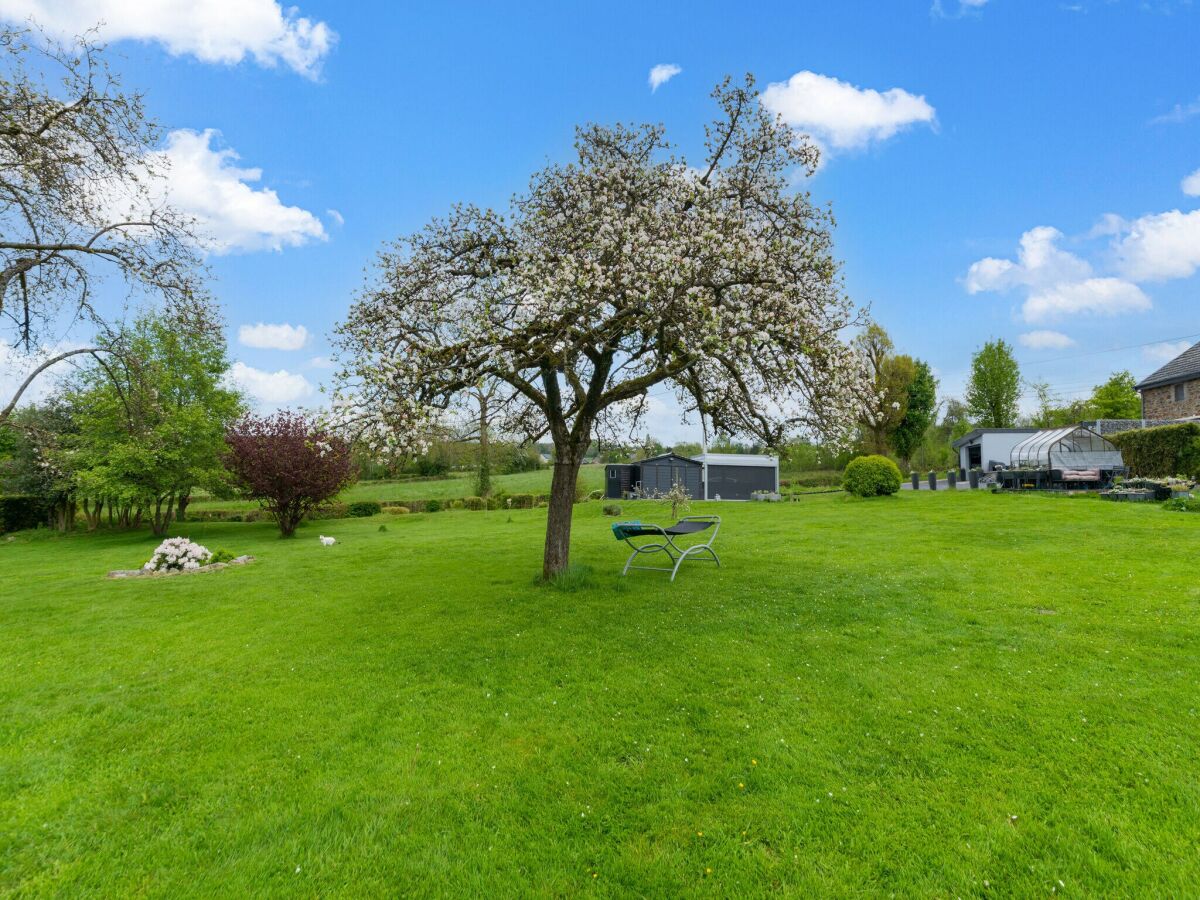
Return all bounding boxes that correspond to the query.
[612,515,721,582]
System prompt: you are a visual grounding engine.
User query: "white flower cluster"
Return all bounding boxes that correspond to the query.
[332,77,871,456]
[144,537,212,572]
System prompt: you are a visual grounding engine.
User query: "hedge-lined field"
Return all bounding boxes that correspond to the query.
[3,492,1198,895]
[187,464,609,514]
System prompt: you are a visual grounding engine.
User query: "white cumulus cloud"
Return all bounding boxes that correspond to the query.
[223,361,313,405]
[760,71,936,153]
[965,226,1149,323]
[153,129,326,254]
[965,226,1091,293]
[1023,279,1150,323]
[1019,330,1076,351]
[238,322,309,351]
[648,63,681,92]
[1112,208,1200,282]
[0,0,335,77]
[1144,340,1194,364]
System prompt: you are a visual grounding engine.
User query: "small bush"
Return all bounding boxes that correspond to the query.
[378,524,388,532]
[509,493,534,509]
[843,455,903,497]
[386,506,411,515]
[602,503,622,516]
[450,499,464,509]
[587,489,603,501]
[463,496,485,510]
[424,499,442,513]
[348,500,383,518]
[210,549,237,564]
[1163,497,1200,513]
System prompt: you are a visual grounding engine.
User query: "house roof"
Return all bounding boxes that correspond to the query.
[951,427,1039,450]
[1137,339,1200,390]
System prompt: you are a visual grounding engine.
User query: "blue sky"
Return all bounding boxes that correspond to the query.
[4,0,1199,441]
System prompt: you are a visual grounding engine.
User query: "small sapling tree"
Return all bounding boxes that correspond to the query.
[224,411,356,537]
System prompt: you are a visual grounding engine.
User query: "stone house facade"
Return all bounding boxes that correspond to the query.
[1136,340,1200,419]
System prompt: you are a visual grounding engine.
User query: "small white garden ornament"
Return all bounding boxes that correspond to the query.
[319,535,336,546]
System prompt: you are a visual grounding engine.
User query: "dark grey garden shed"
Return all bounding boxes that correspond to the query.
[605,453,702,500]
[605,452,778,501]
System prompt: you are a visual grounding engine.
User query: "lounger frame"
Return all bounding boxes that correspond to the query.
[619,515,721,582]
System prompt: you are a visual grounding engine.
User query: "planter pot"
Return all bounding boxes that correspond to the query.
[1106,490,1155,502]
[911,473,920,490]
[1171,490,1193,500]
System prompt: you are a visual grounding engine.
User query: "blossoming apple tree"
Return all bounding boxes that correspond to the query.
[334,77,868,578]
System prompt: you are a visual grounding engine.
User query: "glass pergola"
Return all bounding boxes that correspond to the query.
[1009,425,1122,470]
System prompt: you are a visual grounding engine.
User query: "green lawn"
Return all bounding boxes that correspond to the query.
[2,492,1198,895]
[188,464,606,512]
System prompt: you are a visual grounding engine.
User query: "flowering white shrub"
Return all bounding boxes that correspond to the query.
[144,537,212,572]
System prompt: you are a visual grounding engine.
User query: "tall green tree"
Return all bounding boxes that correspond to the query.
[1028,380,1088,428]
[965,340,1021,428]
[1088,371,1141,420]
[890,360,938,466]
[67,301,243,536]
[854,323,917,455]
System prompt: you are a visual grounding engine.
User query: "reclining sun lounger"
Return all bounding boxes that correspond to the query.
[612,515,721,582]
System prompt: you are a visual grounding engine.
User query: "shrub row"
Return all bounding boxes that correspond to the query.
[1109,422,1200,478]
[186,489,611,523]
[780,470,843,489]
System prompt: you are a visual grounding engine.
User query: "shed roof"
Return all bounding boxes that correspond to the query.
[635,452,702,467]
[950,427,1038,450]
[692,453,778,468]
[1136,339,1200,390]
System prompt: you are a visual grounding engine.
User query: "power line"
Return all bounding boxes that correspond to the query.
[1017,330,1200,367]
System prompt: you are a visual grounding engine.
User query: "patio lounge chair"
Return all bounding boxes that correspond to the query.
[612,515,721,582]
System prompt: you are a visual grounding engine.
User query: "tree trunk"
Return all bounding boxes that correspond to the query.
[83,497,103,531]
[476,391,492,498]
[150,492,176,538]
[542,443,585,580]
[176,491,190,522]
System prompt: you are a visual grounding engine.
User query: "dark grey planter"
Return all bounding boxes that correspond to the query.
[928,471,937,491]
[969,469,980,489]
[911,473,920,490]
[947,469,957,489]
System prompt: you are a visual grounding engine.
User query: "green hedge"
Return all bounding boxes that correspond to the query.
[347,500,382,518]
[1109,423,1200,478]
[508,493,534,509]
[0,495,46,533]
[843,455,903,497]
